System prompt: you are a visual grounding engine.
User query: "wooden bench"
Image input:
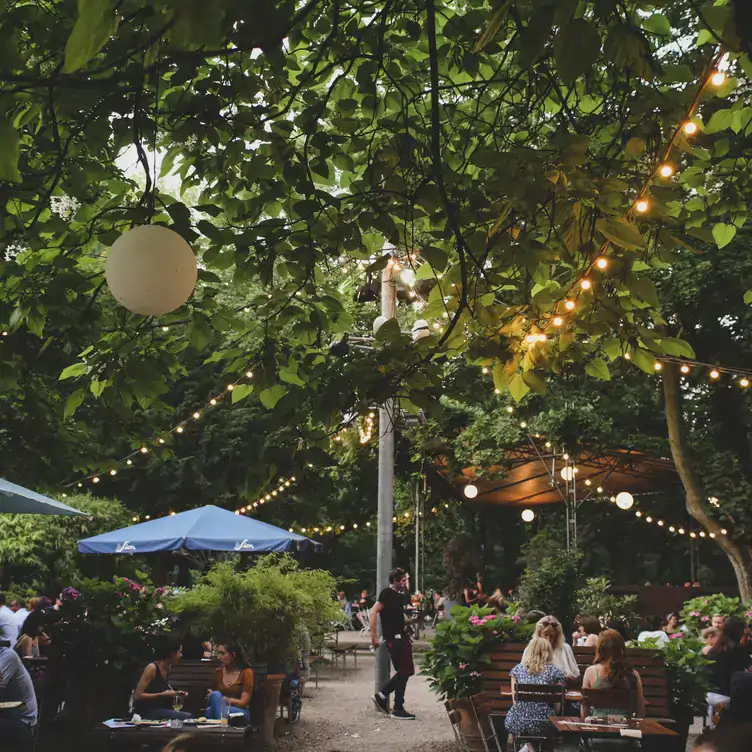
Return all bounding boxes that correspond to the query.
[479,642,673,724]
[326,642,358,669]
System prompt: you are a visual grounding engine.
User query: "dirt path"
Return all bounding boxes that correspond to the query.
[274,652,455,752]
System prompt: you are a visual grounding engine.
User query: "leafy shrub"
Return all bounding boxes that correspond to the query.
[422,605,534,699]
[680,593,748,633]
[634,634,711,713]
[170,555,340,666]
[575,577,638,625]
[50,574,171,674]
[516,549,583,629]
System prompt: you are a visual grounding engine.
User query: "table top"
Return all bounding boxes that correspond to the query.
[550,717,677,736]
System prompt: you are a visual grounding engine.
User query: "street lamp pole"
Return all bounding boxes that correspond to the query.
[375,253,396,690]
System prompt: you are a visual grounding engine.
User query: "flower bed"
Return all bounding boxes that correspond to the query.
[680,593,750,633]
[422,605,534,699]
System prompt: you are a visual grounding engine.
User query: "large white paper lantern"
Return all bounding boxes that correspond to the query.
[105,225,197,315]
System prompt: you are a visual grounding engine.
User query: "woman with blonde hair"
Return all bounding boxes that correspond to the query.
[534,615,579,679]
[505,637,565,751]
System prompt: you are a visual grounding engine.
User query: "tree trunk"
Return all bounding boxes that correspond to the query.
[662,362,752,600]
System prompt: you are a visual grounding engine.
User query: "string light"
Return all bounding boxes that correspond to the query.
[658,164,674,178]
[710,70,726,86]
[741,378,750,388]
[581,278,592,290]
[681,365,690,374]
[596,258,608,270]
[553,317,563,327]
[635,199,649,213]
[564,300,575,311]
[654,362,663,371]
[683,121,698,135]
[710,370,720,379]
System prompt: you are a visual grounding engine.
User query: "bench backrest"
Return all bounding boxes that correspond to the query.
[479,643,669,718]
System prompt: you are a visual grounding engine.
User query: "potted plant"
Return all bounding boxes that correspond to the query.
[635,634,710,750]
[171,555,339,744]
[50,576,173,727]
[422,605,534,748]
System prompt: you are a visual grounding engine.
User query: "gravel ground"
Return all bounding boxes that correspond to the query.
[273,652,455,752]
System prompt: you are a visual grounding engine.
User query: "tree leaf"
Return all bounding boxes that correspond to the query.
[631,348,657,375]
[509,374,530,403]
[231,384,253,404]
[64,0,118,73]
[660,337,695,359]
[64,389,85,420]
[744,290,752,305]
[0,119,21,183]
[189,313,212,351]
[712,223,736,249]
[596,218,644,250]
[259,385,287,409]
[522,371,547,394]
[492,362,510,393]
[59,363,87,380]
[473,0,513,53]
[554,19,602,84]
[585,358,611,381]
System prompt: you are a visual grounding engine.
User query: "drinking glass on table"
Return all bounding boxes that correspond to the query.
[172,692,185,712]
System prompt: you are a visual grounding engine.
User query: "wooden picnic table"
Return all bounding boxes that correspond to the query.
[93,720,260,749]
[501,690,583,701]
[550,716,677,737]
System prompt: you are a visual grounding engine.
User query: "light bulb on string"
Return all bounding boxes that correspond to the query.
[658,164,675,179]
[521,508,535,523]
[596,258,607,270]
[681,365,690,374]
[553,317,563,327]
[740,378,750,388]
[635,199,649,213]
[683,121,698,135]
[654,362,663,371]
[710,70,726,86]
[615,492,634,510]
[710,370,720,380]
[581,278,592,290]
[564,300,575,311]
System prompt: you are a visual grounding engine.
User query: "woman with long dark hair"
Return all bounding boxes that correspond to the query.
[206,643,253,721]
[705,616,751,728]
[14,611,45,659]
[581,629,645,718]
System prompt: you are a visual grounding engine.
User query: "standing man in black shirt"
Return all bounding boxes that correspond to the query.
[370,567,415,720]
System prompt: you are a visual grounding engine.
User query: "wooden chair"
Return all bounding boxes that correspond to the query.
[508,683,566,751]
[445,700,472,751]
[580,686,636,717]
[469,691,508,752]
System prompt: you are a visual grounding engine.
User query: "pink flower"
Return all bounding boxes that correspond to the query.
[690,611,700,617]
[459,663,468,669]
[470,671,481,677]
[512,615,521,622]
[669,633,684,639]
[492,631,499,635]
[701,616,710,622]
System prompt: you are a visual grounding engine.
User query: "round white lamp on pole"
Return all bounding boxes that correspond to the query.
[521,508,535,522]
[615,492,634,510]
[463,483,478,499]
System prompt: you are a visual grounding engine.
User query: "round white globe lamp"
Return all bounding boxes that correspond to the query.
[521,508,535,523]
[615,492,634,510]
[105,225,197,315]
[463,483,478,499]
[373,315,388,333]
[412,319,431,342]
[560,466,575,481]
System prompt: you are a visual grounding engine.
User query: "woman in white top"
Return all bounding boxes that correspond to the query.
[534,615,580,679]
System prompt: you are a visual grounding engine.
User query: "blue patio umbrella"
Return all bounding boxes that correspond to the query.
[77,504,321,554]
[0,478,86,516]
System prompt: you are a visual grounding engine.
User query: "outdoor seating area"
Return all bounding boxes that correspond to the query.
[3,2,752,752]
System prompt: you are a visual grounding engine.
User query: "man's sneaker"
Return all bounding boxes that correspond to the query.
[371,693,390,715]
[391,708,416,720]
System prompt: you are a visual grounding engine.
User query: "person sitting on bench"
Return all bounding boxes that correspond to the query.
[133,638,192,721]
[206,642,253,721]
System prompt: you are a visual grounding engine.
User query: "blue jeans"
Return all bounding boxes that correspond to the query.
[206,690,250,721]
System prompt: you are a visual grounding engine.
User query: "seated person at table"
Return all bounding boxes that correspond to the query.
[637,615,670,646]
[574,615,601,647]
[133,639,192,721]
[505,636,565,751]
[462,577,485,607]
[14,610,45,659]
[206,643,253,720]
[581,629,645,718]
[702,627,720,655]
[0,644,37,750]
[705,616,751,728]
[534,616,579,679]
